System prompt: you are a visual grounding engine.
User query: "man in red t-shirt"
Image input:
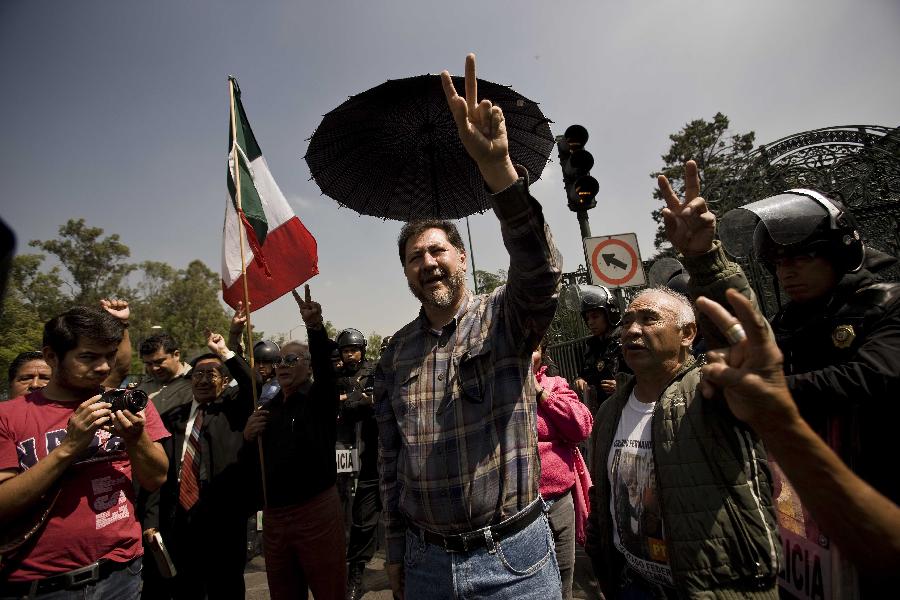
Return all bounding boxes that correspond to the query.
[0,306,169,598]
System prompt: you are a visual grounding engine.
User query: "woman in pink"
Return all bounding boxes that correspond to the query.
[533,343,594,600]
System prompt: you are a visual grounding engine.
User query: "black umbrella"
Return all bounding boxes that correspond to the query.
[305,74,554,221]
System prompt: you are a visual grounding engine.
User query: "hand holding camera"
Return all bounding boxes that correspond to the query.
[101,388,150,445]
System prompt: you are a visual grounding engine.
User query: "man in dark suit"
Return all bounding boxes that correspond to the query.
[143,330,256,600]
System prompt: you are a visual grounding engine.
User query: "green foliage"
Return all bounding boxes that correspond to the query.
[29,218,134,304]
[0,293,44,398]
[130,260,231,360]
[651,112,755,255]
[0,221,234,392]
[0,254,71,397]
[366,332,384,365]
[474,269,507,294]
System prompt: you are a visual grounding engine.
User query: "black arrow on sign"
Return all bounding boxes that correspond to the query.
[602,253,627,270]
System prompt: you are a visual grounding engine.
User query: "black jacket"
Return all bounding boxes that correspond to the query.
[577,333,625,411]
[244,327,340,509]
[772,268,900,502]
[145,354,257,533]
[338,360,377,480]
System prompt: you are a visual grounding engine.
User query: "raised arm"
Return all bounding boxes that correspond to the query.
[697,290,900,574]
[658,160,758,346]
[100,299,132,388]
[292,285,334,391]
[442,54,561,348]
[227,301,248,356]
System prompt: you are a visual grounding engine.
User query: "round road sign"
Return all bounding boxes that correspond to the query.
[590,238,639,286]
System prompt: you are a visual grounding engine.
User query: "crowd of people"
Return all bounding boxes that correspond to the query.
[1,53,899,600]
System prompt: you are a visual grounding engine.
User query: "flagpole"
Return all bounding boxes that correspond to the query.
[230,77,268,508]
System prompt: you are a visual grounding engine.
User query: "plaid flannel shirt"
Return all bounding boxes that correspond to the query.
[375,175,562,564]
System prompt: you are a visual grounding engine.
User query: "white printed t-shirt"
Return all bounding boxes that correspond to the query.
[607,390,674,587]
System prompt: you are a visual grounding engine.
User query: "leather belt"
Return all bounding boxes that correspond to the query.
[3,557,136,595]
[408,498,544,553]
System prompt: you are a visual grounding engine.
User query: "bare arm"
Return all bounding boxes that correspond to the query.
[698,290,900,574]
[126,435,168,492]
[0,397,112,523]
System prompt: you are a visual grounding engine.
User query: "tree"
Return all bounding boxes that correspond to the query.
[3,219,243,385]
[130,260,232,359]
[366,333,384,365]
[474,269,507,294]
[650,113,755,255]
[0,255,70,397]
[29,218,134,304]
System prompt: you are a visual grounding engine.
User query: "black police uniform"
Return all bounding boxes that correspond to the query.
[337,359,381,597]
[577,333,625,413]
[773,265,900,505]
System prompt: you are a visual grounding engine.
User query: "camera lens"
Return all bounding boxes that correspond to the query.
[101,388,149,413]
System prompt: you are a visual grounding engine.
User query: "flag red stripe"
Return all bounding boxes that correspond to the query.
[222,216,318,312]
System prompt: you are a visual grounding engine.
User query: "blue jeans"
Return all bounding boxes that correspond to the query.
[405,504,563,600]
[0,557,142,600]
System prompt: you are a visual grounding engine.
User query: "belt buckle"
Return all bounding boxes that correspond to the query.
[459,530,476,553]
[64,562,101,588]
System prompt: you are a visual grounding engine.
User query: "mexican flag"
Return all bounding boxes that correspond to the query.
[222,77,318,312]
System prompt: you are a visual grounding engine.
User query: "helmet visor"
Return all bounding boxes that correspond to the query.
[719,193,830,258]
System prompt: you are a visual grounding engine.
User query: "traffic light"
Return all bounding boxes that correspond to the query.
[557,125,599,212]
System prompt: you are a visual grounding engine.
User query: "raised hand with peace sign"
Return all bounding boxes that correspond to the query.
[658,160,717,257]
[441,53,519,194]
[291,284,323,331]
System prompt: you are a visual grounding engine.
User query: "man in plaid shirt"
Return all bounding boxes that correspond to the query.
[375,54,563,600]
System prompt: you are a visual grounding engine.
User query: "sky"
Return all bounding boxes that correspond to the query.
[2,0,898,343]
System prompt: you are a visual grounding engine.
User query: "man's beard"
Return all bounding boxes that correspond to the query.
[409,267,466,309]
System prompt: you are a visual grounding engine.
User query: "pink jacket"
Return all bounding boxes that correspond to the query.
[535,366,593,497]
[535,366,594,544]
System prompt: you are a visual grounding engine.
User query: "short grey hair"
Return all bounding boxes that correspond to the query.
[282,341,311,360]
[631,287,696,328]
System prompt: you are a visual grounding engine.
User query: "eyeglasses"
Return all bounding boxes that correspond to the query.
[273,354,310,367]
[191,371,222,382]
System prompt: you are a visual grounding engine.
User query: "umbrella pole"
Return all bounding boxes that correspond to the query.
[229,77,268,509]
[465,216,479,294]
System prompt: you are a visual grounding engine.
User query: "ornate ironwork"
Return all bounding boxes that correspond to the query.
[548,125,900,367]
[559,264,589,287]
[720,125,900,316]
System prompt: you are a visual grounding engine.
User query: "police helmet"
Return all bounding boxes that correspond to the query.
[337,328,367,350]
[253,340,280,364]
[577,284,621,326]
[719,189,865,274]
[665,273,691,296]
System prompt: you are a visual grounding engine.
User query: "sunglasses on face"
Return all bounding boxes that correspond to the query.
[273,354,309,367]
[191,371,222,382]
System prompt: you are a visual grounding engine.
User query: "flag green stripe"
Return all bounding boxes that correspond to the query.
[228,77,268,245]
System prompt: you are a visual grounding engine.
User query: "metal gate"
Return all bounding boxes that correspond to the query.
[717,125,900,317]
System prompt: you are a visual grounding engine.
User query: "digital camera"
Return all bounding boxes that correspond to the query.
[101,388,149,414]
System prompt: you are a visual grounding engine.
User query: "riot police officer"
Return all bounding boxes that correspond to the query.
[253,340,281,404]
[572,284,625,413]
[719,188,900,507]
[334,328,380,600]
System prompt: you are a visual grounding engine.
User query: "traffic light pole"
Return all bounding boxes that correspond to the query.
[576,209,592,270]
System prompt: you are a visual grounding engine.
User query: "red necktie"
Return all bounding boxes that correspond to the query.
[179,405,205,510]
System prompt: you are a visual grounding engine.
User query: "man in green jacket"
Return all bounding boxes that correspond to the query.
[585,161,781,599]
